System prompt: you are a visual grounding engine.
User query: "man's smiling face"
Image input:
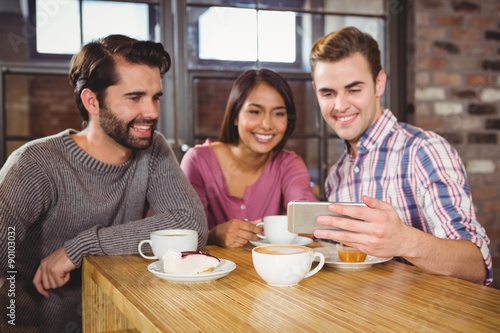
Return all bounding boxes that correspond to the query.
[98,61,163,150]
[313,52,386,154]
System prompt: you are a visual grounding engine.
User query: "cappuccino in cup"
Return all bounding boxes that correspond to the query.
[254,245,309,255]
[252,245,325,287]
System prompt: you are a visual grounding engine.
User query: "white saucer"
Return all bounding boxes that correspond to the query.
[314,246,392,269]
[249,236,313,247]
[147,259,236,283]
[324,255,392,269]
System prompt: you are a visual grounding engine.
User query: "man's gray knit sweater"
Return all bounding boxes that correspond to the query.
[0,129,208,332]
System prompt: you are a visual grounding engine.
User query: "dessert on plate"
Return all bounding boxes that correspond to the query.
[336,243,367,262]
[162,250,220,274]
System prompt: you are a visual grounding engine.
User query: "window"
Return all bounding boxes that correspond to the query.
[2,70,79,160]
[0,0,159,163]
[31,0,159,57]
[180,0,406,198]
[199,7,296,63]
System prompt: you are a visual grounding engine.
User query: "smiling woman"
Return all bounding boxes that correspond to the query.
[184,1,400,202]
[233,83,288,155]
[180,68,317,249]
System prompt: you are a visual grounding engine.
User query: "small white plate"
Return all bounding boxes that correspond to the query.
[249,236,313,247]
[324,255,392,269]
[314,246,392,269]
[147,259,236,283]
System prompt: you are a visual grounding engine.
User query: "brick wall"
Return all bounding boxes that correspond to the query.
[409,0,500,288]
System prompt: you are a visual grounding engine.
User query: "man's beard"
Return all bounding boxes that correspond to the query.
[99,104,157,150]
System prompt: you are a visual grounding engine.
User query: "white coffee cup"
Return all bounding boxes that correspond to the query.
[252,245,325,287]
[138,229,198,260]
[256,215,298,244]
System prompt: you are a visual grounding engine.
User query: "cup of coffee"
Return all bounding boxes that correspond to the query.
[256,215,298,244]
[252,245,325,287]
[138,229,198,260]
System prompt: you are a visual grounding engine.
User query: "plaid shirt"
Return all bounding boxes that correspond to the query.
[325,109,493,285]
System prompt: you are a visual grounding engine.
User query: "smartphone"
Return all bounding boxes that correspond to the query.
[287,201,366,233]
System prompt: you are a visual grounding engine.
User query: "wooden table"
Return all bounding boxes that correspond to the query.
[82,242,500,332]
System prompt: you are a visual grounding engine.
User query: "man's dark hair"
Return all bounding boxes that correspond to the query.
[310,26,382,83]
[69,34,171,122]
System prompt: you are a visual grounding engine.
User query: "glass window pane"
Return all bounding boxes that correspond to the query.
[36,0,80,54]
[187,0,257,8]
[322,0,385,15]
[190,0,384,14]
[322,15,385,65]
[258,11,296,63]
[4,72,80,162]
[35,0,156,55]
[190,9,384,72]
[258,0,326,11]
[82,1,150,43]
[199,7,257,61]
[198,7,296,63]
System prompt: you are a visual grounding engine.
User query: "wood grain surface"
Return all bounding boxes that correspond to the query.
[82,242,500,332]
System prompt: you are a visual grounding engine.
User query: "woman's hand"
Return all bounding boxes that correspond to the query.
[209,218,263,248]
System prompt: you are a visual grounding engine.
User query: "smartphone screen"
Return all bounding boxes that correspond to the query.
[287,201,365,233]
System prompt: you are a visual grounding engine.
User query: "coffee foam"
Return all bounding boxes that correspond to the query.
[157,233,189,237]
[255,245,309,255]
